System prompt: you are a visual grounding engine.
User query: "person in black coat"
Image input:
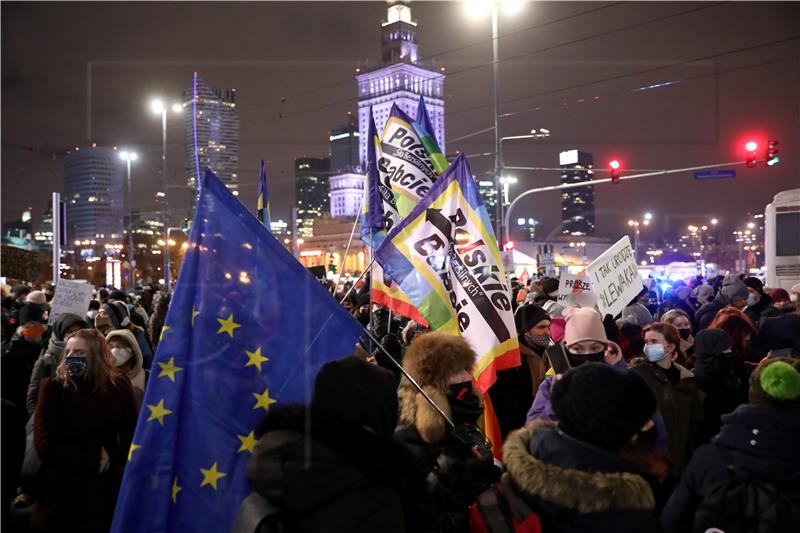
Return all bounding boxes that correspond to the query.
[661,358,800,532]
[692,328,742,444]
[695,276,749,332]
[243,355,424,533]
[489,303,550,439]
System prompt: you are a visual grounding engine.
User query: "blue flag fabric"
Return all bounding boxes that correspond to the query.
[111,169,363,533]
[358,108,387,248]
[256,160,271,227]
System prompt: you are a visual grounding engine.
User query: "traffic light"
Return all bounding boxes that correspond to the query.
[767,140,780,167]
[745,140,758,168]
[503,240,515,252]
[609,159,621,184]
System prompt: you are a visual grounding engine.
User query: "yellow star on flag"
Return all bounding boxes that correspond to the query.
[200,462,226,490]
[160,325,171,341]
[191,306,200,326]
[157,357,183,382]
[253,388,277,412]
[237,431,258,454]
[216,314,241,337]
[146,399,173,426]
[245,347,269,371]
[128,443,141,461]
[171,477,182,503]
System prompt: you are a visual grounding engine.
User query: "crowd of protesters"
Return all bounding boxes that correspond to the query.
[3,272,800,532]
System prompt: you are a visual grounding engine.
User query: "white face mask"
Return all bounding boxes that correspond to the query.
[111,347,133,367]
[791,293,799,303]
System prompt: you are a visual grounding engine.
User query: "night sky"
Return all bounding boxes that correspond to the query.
[3,1,799,242]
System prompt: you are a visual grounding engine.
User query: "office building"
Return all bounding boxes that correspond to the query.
[559,149,595,237]
[330,114,360,173]
[295,157,330,237]
[328,114,364,218]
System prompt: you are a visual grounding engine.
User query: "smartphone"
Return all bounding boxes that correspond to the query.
[546,344,572,375]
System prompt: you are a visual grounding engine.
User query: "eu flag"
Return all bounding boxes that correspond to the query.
[111,169,363,532]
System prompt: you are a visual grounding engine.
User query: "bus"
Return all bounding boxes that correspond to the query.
[764,188,800,290]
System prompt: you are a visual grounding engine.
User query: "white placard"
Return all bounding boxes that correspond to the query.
[48,279,94,325]
[557,274,597,308]
[586,236,643,318]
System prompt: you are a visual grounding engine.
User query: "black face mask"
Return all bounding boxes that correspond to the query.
[678,328,692,340]
[66,356,88,377]
[566,350,605,367]
[447,381,482,426]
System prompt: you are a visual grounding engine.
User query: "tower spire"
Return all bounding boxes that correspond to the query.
[382,0,418,64]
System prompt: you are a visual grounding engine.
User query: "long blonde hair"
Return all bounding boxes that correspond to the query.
[56,328,122,394]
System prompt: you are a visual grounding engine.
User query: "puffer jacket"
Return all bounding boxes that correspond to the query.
[491,420,660,532]
[661,404,800,532]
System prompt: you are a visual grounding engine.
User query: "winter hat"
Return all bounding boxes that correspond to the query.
[312,355,399,436]
[792,283,800,296]
[25,290,48,306]
[619,303,653,327]
[743,276,764,293]
[13,285,32,299]
[693,284,715,304]
[552,363,657,449]
[721,276,749,303]
[108,289,128,302]
[403,332,476,391]
[101,301,130,329]
[563,307,608,347]
[541,277,560,296]
[693,328,734,357]
[53,313,90,341]
[18,303,46,325]
[749,358,800,407]
[675,286,692,301]
[770,288,790,303]
[514,303,550,336]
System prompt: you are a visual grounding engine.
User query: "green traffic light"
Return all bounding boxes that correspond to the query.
[767,156,780,167]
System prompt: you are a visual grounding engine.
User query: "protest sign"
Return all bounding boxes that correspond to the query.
[586,236,643,318]
[48,279,94,325]
[557,274,597,308]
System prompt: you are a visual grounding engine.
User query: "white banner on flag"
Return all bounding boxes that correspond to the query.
[586,236,643,318]
[48,279,94,325]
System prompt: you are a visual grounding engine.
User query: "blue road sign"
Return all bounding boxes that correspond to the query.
[694,169,736,180]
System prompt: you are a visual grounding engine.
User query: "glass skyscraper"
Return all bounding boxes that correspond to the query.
[295,157,331,237]
[183,76,240,210]
[559,149,596,236]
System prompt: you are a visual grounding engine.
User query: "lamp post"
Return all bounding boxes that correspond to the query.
[465,0,525,244]
[119,150,138,289]
[150,99,182,292]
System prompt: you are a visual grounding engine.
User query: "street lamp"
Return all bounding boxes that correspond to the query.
[498,128,551,241]
[464,0,528,245]
[119,150,138,289]
[150,97,182,292]
[628,220,641,259]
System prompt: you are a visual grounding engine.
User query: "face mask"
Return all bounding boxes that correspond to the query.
[66,356,88,377]
[747,294,758,307]
[447,381,482,425]
[566,350,605,367]
[111,347,133,367]
[524,333,550,349]
[644,343,667,363]
[678,328,692,340]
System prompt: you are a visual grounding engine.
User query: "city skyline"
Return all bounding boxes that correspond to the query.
[3,1,798,243]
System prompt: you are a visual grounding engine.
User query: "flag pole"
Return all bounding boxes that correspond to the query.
[360,327,455,429]
[338,257,375,305]
[339,187,366,277]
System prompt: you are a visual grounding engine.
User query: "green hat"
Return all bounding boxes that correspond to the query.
[760,361,800,401]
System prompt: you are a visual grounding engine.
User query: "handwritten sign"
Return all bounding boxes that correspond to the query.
[557,274,597,308]
[48,279,94,325]
[586,236,643,318]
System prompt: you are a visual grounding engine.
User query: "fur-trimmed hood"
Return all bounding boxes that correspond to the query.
[398,332,480,444]
[503,420,655,514]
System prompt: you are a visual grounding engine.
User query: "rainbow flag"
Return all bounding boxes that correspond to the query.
[413,97,448,175]
[375,154,520,392]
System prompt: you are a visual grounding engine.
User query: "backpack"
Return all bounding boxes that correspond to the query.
[470,474,542,533]
[693,465,800,533]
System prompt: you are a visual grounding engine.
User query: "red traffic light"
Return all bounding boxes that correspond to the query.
[609,159,621,183]
[609,159,621,170]
[503,240,515,251]
[744,141,758,153]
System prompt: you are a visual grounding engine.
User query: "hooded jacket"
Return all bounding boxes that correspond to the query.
[244,406,422,533]
[630,361,704,475]
[695,277,749,332]
[497,420,660,533]
[105,329,146,406]
[661,404,800,532]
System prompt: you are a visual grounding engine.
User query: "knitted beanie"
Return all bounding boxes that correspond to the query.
[552,363,656,450]
[563,307,608,347]
[541,277,560,296]
[749,358,800,407]
[514,303,550,336]
[743,276,764,293]
[101,301,130,329]
[25,290,48,305]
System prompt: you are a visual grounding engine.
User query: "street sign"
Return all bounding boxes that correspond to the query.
[694,169,736,180]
